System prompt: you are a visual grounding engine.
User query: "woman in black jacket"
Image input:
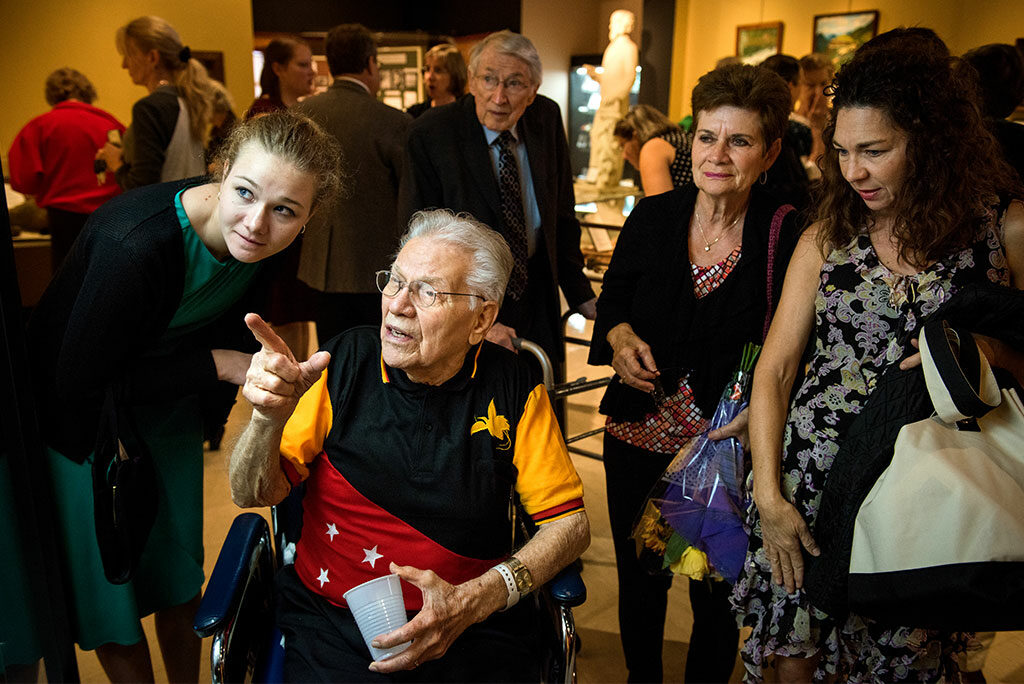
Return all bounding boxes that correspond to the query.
[589,64,801,683]
[29,111,341,682]
[96,16,217,189]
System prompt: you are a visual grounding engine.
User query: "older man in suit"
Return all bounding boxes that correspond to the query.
[296,24,411,343]
[399,31,596,364]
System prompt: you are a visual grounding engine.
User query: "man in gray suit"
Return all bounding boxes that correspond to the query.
[295,24,410,343]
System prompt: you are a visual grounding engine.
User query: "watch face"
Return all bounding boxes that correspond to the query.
[510,560,534,592]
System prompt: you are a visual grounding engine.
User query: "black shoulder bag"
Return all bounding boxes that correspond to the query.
[91,386,159,584]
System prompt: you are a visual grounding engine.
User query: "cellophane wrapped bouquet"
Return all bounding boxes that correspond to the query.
[631,343,761,584]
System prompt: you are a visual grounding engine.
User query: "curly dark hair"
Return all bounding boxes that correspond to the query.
[963,43,1024,120]
[814,28,1022,265]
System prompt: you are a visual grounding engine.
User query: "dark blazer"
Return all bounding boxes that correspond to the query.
[588,184,802,419]
[295,79,411,293]
[399,93,595,334]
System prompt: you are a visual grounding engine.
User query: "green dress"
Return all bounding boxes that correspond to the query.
[0,461,45,669]
[46,190,259,649]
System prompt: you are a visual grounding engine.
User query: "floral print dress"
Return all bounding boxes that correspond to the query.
[730,209,1010,683]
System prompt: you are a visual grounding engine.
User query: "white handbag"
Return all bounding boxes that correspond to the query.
[848,318,1024,631]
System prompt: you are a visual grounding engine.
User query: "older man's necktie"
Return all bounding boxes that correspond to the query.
[494,130,529,300]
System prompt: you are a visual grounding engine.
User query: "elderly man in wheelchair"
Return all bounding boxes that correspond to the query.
[225,209,590,681]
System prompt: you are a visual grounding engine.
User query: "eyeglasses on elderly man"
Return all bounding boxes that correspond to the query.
[474,73,531,95]
[375,270,486,309]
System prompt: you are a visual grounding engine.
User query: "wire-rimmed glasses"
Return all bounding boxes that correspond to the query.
[375,270,486,309]
[475,73,531,95]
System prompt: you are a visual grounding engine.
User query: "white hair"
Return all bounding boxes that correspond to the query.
[469,30,542,86]
[397,209,513,308]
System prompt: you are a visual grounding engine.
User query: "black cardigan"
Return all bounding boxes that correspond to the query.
[28,178,264,461]
[589,184,802,421]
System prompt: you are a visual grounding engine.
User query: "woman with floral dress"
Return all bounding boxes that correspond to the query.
[732,29,1024,682]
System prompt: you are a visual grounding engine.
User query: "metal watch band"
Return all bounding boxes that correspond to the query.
[492,561,520,611]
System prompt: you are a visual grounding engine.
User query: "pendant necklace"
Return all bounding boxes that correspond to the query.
[695,208,744,252]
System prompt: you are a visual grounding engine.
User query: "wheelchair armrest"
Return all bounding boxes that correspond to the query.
[548,562,587,608]
[194,513,272,638]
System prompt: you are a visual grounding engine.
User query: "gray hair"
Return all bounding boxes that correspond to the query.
[398,209,513,308]
[469,30,542,87]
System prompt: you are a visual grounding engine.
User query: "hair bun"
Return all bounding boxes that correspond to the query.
[179,46,191,63]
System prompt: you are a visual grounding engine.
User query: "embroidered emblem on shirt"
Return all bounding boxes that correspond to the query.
[470,398,511,450]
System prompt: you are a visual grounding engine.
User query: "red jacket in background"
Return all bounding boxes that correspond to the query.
[8,100,126,214]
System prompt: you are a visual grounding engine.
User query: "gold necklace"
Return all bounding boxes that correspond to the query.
[694,208,744,252]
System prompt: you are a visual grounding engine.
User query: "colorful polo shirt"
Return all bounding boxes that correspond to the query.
[279,327,585,611]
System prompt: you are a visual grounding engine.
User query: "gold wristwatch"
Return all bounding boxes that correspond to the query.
[493,556,534,610]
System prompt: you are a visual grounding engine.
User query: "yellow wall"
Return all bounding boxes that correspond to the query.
[0,0,255,172]
[523,0,603,125]
[669,0,1024,120]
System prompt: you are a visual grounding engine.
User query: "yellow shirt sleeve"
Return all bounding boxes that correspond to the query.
[512,384,585,524]
[279,367,333,483]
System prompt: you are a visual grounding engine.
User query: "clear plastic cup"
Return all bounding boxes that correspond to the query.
[343,574,412,661]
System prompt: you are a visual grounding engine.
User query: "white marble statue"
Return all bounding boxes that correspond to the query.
[585,10,639,190]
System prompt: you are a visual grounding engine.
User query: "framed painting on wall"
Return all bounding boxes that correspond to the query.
[193,50,225,84]
[736,22,784,65]
[812,11,879,68]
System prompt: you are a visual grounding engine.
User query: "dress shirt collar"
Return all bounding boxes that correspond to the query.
[483,124,520,146]
[334,76,371,94]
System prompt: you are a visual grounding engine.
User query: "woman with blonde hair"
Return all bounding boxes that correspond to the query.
[31,111,343,682]
[97,16,216,189]
[613,103,692,196]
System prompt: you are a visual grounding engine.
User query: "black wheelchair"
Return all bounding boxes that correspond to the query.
[193,497,586,683]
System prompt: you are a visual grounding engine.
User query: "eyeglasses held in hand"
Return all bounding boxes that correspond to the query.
[376,270,486,309]
[475,73,531,95]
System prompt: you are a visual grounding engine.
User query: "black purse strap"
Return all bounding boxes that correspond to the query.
[920,318,1001,423]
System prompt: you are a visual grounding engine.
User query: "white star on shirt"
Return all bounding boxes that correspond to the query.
[317,568,330,587]
[326,522,339,541]
[362,545,384,568]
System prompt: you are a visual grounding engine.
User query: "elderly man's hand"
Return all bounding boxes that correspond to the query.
[367,562,504,673]
[242,313,330,426]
